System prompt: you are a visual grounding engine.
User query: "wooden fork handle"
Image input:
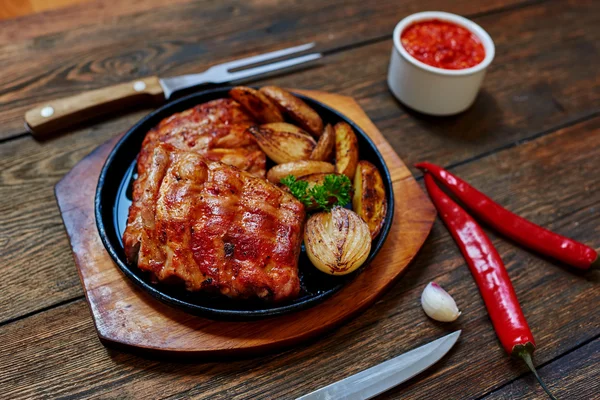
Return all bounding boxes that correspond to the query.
[24,76,165,139]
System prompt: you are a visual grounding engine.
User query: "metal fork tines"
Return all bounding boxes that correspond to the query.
[160,43,321,99]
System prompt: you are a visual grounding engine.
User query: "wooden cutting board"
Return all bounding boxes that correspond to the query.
[55,90,436,357]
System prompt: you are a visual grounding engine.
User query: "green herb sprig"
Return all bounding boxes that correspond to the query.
[281,174,352,212]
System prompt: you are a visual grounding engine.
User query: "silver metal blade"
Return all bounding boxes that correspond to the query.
[296,331,461,400]
[159,43,320,99]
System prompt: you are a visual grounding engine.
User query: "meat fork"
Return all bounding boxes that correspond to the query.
[25,43,322,139]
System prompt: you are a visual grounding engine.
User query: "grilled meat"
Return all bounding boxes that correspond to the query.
[138,98,266,177]
[123,143,305,302]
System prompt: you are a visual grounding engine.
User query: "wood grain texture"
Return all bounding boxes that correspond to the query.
[0,0,193,42]
[1,111,598,399]
[25,75,163,138]
[1,0,599,324]
[0,0,527,140]
[261,0,600,171]
[0,110,153,323]
[0,0,89,20]
[376,118,600,400]
[54,91,435,355]
[0,0,599,397]
[0,0,34,20]
[483,338,600,399]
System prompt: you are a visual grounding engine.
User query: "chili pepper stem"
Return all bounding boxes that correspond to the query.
[516,349,557,400]
[591,256,600,270]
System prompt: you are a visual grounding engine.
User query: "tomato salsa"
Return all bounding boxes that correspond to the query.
[401,19,485,70]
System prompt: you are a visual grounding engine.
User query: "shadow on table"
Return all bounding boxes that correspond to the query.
[391,89,504,144]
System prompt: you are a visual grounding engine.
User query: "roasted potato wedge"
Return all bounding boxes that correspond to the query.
[310,124,335,161]
[260,86,323,137]
[229,86,284,123]
[353,160,387,238]
[249,123,316,164]
[334,122,359,178]
[266,161,335,184]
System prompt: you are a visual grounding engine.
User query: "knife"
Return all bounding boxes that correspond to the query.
[24,42,321,139]
[296,330,461,400]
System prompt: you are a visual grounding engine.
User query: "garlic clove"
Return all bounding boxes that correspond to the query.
[421,282,461,322]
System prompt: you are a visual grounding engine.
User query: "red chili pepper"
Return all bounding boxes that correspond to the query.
[423,174,556,399]
[416,162,598,270]
[423,174,534,354]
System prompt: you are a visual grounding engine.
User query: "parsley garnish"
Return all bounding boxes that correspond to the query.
[281,174,352,211]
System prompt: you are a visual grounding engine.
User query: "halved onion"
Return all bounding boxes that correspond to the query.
[304,206,371,275]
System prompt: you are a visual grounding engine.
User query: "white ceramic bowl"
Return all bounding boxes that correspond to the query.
[387,11,495,115]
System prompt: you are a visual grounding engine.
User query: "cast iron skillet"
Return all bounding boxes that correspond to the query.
[95,87,394,320]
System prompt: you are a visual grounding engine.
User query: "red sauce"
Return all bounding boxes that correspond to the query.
[401,19,485,70]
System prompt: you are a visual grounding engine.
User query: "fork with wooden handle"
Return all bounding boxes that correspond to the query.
[24,43,321,139]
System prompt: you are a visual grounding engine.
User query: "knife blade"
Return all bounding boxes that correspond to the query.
[296,330,461,400]
[24,43,321,139]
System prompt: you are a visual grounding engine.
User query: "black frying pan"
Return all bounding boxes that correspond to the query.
[95,87,394,320]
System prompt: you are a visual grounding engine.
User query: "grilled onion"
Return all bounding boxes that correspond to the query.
[304,206,371,275]
[249,123,316,164]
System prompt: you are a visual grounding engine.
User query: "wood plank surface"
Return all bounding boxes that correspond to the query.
[483,338,600,399]
[0,0,89,20]
[1,0,599,398]
[1,0,599,323]
[0,0,195,43]
[1,114,598,399]
[264,0,600,169]
[0,0,529,140]
[0,112,150,322]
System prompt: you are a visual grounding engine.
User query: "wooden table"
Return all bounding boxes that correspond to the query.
[1,0,598,398]
[0,0,88,20]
